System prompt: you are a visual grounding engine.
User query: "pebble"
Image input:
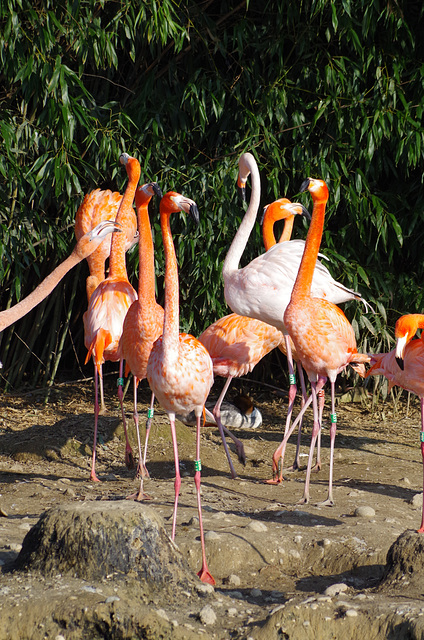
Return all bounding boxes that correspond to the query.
[247,521,268,532]
[196,583,215,595]
[324,583,348,597]
[354,506,375,518]
[204,530,220,541]
[227,607,238,617]
[410,493,423,509]
[156,609,169,621]
[199,604,217,625]
[226,574,241,586]
[250,588,262,598]
[105,596,120,603]
[345,609,358,617]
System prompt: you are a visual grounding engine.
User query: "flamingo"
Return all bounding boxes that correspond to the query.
[83,153,139,482]
[198,198,311,478]
[280,177,369,506]
[366,313,424,533]
[118,181,163,500]
[146,191,215,585]
[0,220,122,335]
[75,188,138,302]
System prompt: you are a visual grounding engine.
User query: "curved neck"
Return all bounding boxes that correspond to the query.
[222,157,261,278]
[109,171,139,280]
[0,252,79,333]
[263,214,294,251]
[160,208,179,363]
[290,196,327,300]
[137,200,156,305]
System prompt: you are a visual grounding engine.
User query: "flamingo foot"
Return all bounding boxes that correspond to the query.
[317,497,335,507]
[136,462,150,480]
[236,443,246,466]
[417,526,424,534]
[126,490,153,502]
[311,462,322,473]
[197,567,216,586]
[125,449,136,470]
[90,473,101,483]
[264,476,284,485]
[296,495,309,506]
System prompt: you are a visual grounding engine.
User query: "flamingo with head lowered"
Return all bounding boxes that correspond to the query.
[147,191,215,585]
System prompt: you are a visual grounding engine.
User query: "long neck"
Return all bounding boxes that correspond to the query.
[109,179,138,280]
[290,197,326,300]
[222,159,261,278]
[0,252,79,333]
[263,214,294,250]
[137,201,156,306]
[160,210,179,364]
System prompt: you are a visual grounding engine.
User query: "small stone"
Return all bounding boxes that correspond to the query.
[55,636,66,640]
[204,530,220,541]
[105,596,120,603]
[345,609,358,617]
[227,607,238,617]
[324,583,348,597]
[410,493,423,509]
[294,535,303,544]
[226,574,241,586]
[250,588,262,597]
[199,604,217,625]
[354,506,375,518]
[196,582,215,594]
[156,609,169,621]
[400,477,411,485]
[247,521,268,532]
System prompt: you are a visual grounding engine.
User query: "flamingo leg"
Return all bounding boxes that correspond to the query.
[418,398,424,533]
[90,364,101,482]
[142,391,155,469]
[265,392,314,484]
[98,366,107,415]
[318,380,337,506]
[117,360,135,470]
[285,363,308,472]
[127,376,151,501]
[312,387,325,472]
[169,414,181,541]
[194,414,215,585]
[211,377,242,478]
[297,378,326,504]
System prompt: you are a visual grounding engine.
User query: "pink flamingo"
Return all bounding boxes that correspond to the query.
[0,220,122,334]
[146,191,215,585]
[280,177,369,505]
[83,153,139,482]
[367,313,424,532]
[118,181,163,500]
[198,198,311,478]
[75,188,138,302]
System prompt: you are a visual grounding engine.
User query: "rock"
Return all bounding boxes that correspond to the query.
[225,574,241,586]
[13,501,198,593]
[198,604,216,625]
[324,583,348,597]
[247,521,268,533]
[409,493,423,509]
[354,506,375,518]
[380,529,424,594]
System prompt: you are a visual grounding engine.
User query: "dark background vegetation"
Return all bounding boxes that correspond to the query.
[0,0,423,392]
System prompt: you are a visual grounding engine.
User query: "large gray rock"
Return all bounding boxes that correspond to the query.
[14,500,196,590]
[379,529,424,593]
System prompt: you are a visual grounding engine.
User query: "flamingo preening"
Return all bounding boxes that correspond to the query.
[366,313,424,533]
[83,153,139,482]
[146,191,215,585]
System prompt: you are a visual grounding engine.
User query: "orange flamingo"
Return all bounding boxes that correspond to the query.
[83,153,139,482]
[0,220,122,334]
[75,188,138,302]
[118,181,163,500]
[198,198,311,478]
[280,177,369,505]
[366,313,424,532]
[146,191,215,585]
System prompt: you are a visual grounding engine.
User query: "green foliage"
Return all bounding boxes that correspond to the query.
[1,0,424,389]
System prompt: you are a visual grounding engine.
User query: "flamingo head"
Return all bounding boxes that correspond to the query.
[394,314,424,369]
[261,198,311,224]
[135,182,163,209]
[162,191,200,226]
[300,177,329,203]
[119,152,141,183]
[237,152,256,202]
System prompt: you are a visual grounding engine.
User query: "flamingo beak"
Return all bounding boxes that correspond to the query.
[299,178,311,193]
[395,335,407,370]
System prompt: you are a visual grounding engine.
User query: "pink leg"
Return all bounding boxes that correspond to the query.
[127,377,151,502]
[194,414,215,585]
[99,367,107,415]
[418,399,424,533]
[297,378,327,504]
[312,388,325,472]
[265,392,314,484]
[319,380,337,506]
[212,377,240,478]
[169,414,181,541]
[90,365,101,482]
[142,392,155,469]
[117,360,135,470]
[285,363,308,472]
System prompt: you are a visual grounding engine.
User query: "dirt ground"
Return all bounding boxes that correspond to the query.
[1,374,424,639]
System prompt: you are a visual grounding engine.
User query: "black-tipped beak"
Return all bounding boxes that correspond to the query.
[300,204,311,221]
[299,178,310,193]
[152,183,163,199]
[238,184,246,202]
[189,203,200,226]
[395,357,405,371]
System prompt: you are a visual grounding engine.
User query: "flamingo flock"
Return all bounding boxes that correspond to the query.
[2,149,424,586]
